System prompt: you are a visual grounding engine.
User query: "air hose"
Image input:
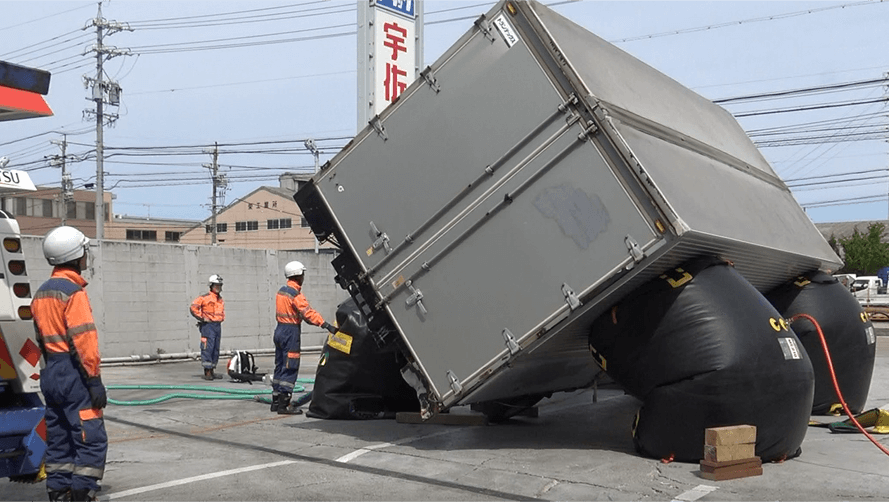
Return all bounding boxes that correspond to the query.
[790,313,889,457]
[106,378,314,406]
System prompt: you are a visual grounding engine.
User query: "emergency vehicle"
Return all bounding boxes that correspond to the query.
[0,59,53,482]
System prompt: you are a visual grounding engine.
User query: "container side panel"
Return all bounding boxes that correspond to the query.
[527,1,774,177]
[387,129,657,401]
[316,28,566,277]
[615,123,840,269]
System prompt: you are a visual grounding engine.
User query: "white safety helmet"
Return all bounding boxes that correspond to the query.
[43,226,89,265]
[208,274,224,285]
[284,261,305,278]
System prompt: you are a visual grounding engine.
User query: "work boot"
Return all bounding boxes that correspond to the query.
[203,368,213,380]
[277,393,303,415]
[212,368,223,380]
[47,489,71,501]
[70,489,97,502]
[270,392,280,412]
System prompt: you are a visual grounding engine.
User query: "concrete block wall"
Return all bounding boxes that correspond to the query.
[23,236,348,358]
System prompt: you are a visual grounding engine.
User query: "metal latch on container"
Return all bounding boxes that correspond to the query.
[446,370,463,395]
[474,15,496,43]
[561,283,582,311]
[420,66,440,93]
[369,221,391,255]
[502,328,520,355]
[625,234,645,264]
[369,115,388,141]
[405,280,427,316]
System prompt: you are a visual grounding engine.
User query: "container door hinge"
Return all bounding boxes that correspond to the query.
[405,280,427,316]
[369,115,388,141]
[420,66,440,93]
[474,15,496,43]
[502,328,520,355]
[625,234,645,269]
[577,120,598,141]
[561,283,582,311]
[446,370,463,395]
[369,221,391,254]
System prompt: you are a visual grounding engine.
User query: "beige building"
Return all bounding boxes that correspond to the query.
[0,186,113,238]
[106,215,201,243]
[179,179,332,251]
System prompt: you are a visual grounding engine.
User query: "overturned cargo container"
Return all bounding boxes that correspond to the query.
[295,0,841,414]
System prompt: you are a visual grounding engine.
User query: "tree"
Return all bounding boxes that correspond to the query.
[837,222,889,275]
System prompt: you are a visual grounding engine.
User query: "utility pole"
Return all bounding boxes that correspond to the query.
[203,143,226,245]
[83,1,131,239]
[305,139,321,253]
[49,135,75,225]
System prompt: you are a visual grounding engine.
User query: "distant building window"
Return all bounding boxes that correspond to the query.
[205,223,227,233]
[247,220,258,231]
[280,218,292,229]
[85,201,95,221]
[267,219,279,230]
[165,231,181,242]
[66,201,76,220]
[15,197,26,216]
[42,199,53,217]
[235,221,246,232]
[267,218,292,230]
[301,217,310,228]
[126,229,157,241]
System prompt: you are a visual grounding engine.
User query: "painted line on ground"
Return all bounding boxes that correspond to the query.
[334,428,462,463]
[673,484,718,502]
[103,460,297,500]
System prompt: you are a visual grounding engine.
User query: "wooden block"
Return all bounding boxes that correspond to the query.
[700,456,762,474]
[704,443,756,462]
[700,464,763,481]
[396,412,488,426]
[705,425,757,445]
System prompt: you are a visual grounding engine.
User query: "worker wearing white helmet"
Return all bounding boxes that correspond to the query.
[32,226,107,501]
[190,274,225,380]
[271,260,337,415]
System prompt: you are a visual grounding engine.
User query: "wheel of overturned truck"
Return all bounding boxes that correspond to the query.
[470,394,549,423]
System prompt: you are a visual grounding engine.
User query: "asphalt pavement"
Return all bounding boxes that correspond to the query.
[4,335,888,501]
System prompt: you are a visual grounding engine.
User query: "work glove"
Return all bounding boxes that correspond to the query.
[86,377,107,409]
[322,322,338,335]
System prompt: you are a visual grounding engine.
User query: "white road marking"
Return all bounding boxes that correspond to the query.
[673,484,718,501]
[335,442,394,463]
[103,460,297,500]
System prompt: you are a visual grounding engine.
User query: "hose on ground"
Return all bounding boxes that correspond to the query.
[106,378,314,406]
[790,313,889,457]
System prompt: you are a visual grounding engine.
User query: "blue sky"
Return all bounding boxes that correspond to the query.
[2,1,888,224]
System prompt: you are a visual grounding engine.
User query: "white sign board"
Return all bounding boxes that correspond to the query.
[0,169,36,192]
[372,7,417,116]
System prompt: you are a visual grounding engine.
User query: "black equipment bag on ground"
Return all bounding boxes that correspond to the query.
[307,298,419,419]
[227,350,263,383]
[589,256,815,462]
[767,270,876,415]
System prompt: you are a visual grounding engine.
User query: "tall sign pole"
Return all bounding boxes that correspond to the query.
[357,0,423,132]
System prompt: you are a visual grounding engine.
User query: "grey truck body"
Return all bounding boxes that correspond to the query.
[295,0,840,411]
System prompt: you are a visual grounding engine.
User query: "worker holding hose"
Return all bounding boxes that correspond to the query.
[190,275,225,380]
[31,226,107,502]
[272,261,337,414]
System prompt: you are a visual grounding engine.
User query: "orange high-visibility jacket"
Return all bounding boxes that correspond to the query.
[276,279,325,326]
[190,291,225,322]
[31,267,101,378]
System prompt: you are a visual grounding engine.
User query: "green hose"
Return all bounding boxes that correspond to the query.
[106,378,314,406]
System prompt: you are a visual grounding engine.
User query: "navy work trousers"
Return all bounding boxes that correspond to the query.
[272,323,301,394]
[40,354,107,493]
[200,322,222,369]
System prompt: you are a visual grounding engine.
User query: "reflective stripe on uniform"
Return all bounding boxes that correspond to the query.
[79,408,103,420]
[73,465,104,478]
[287,352,300,359]
[68,322,98,338]
[45,462,75,474]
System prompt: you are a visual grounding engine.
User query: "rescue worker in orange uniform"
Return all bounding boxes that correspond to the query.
[190,275,225,380]
[31,226,107,502]
[272,261,336,414]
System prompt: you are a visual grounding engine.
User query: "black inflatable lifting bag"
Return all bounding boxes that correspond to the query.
[307,298,418,419]
[589,257,815,462]
[767,271,876,415]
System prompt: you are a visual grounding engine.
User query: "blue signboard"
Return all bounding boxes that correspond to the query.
[376,0,415,19]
